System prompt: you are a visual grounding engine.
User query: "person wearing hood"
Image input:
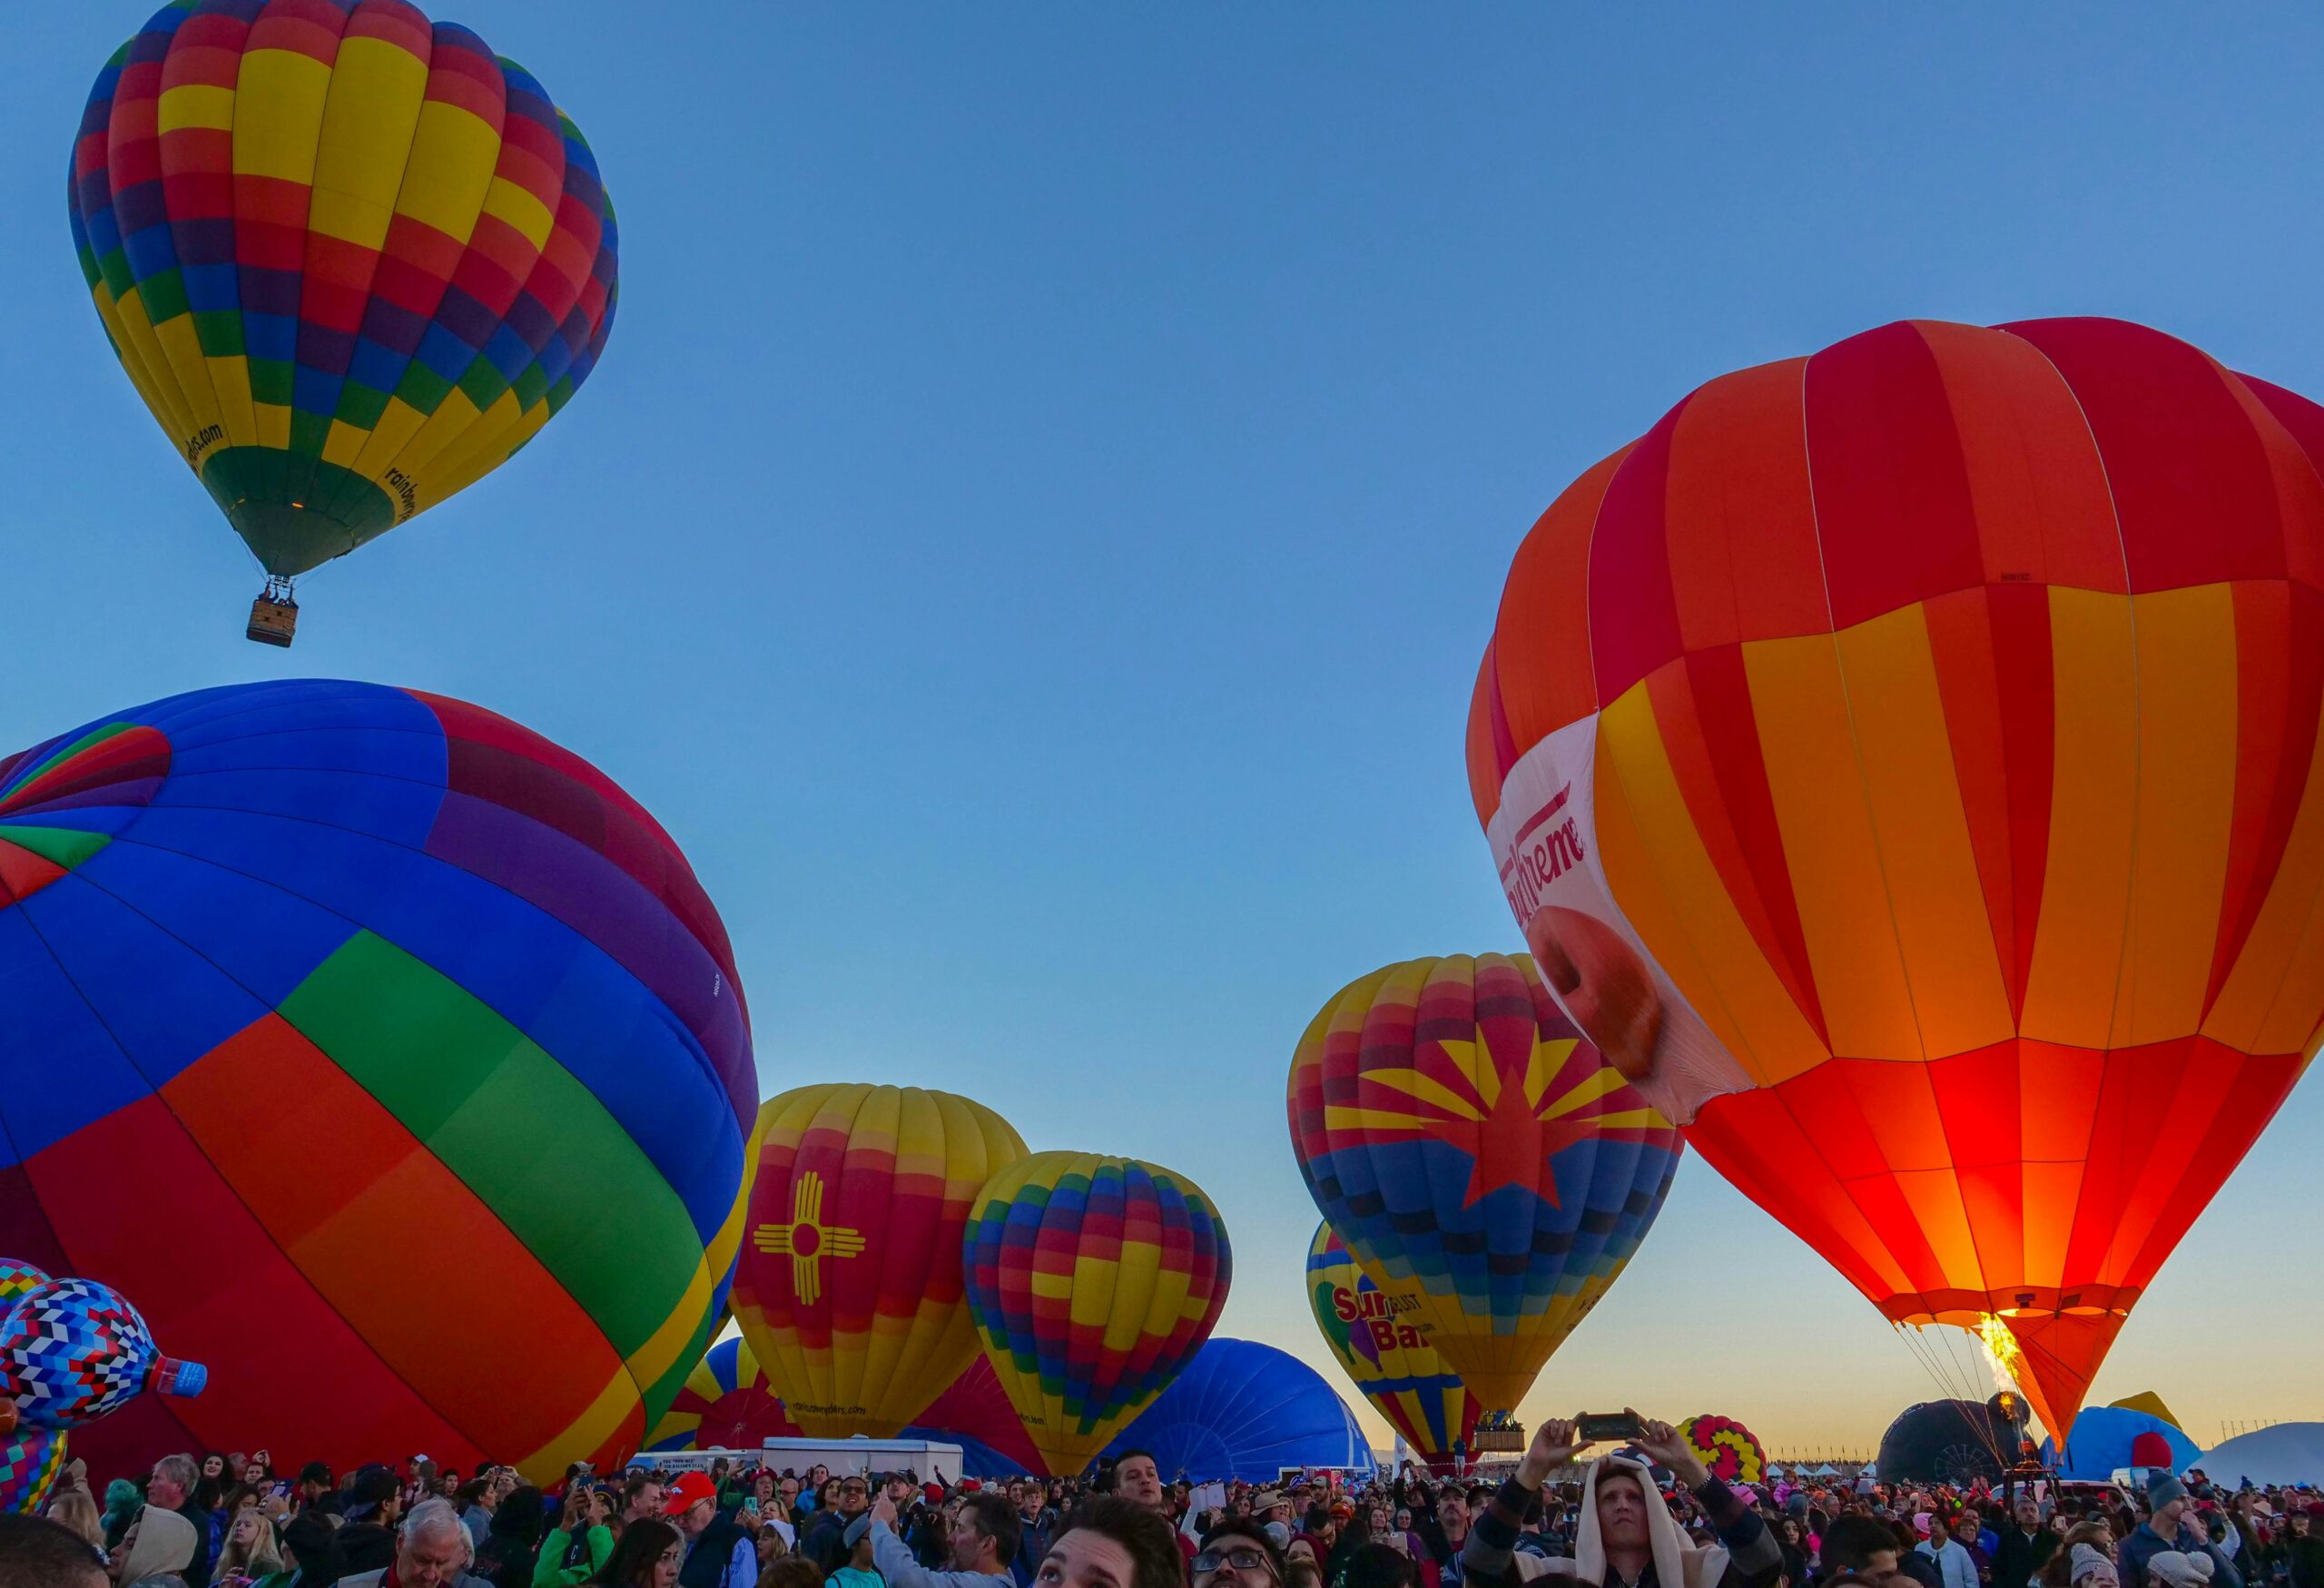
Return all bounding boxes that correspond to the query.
[2122,1478,2240,1588]
[112,1504,201,1585]
[1460,1415,1782,1588]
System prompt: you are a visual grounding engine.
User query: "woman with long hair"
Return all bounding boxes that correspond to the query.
[212,1505,288,1587]
[593,1517,684,1586]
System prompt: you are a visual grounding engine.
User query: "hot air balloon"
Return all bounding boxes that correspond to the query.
[1287,954,1682,1415]
[1465,317,2324,1440]
[2041,1405,2198,1481]
[1875,1396,2029,1485]
[1678,1415,1766,1485]
[1100,1338,1376,1484]
[963,1152,1231,1477]
[1304,1222,1478,1471]
[0,679,753,1482]
[70,1,620,646]
[732,1084,1028,1439]
[642,1336,801,1454]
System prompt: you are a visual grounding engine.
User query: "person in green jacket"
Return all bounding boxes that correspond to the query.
[537,1484,618,1587]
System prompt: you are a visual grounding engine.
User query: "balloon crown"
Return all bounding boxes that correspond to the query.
[0,1265,206,1432]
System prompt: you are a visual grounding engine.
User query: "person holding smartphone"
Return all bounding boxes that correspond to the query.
[1460,1412,1783,1588]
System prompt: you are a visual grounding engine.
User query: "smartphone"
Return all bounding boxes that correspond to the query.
[1578,1412,1645,1443]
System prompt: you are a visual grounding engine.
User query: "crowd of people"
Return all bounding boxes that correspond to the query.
[3,1415,2320,1588]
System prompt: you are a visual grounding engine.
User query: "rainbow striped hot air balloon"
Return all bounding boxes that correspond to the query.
[963,1153,1232,1478]
[643,1336,801,1454]
[732,1085,1028,1438]
[1305,1223,1478,1471]
[0,680,753,1482]
[1288,953,1682,1415]
[70,1,619,642]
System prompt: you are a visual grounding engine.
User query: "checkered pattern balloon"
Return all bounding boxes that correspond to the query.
[1,1276,205,1430]
[0,1425,65,1514]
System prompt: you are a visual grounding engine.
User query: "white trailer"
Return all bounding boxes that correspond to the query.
[632,1435,970,1483]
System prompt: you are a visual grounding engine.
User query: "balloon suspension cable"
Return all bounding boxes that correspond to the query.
[1892,1318,2022,1478]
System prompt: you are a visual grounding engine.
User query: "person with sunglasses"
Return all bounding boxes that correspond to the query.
[807,1478,877,1573]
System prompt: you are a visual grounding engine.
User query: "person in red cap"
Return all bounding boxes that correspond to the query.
[665,1471,757,1588]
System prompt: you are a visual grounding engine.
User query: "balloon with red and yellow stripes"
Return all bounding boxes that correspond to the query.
[963,1152,1231,1477]
[68,0,617,582]
[731,1084,1029,1439]
[1467,316,2324,1440]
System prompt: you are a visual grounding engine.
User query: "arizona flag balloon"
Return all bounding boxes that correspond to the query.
[1288,953,1681,1415]
[69,2,618,587]
[0,680,753,1481]
[733,1084,1029,1438]
[1305,1222,1478,1470]
[1468,317,2324,1438]
[642,1336,802,1454]
[964,1152,1232,1477]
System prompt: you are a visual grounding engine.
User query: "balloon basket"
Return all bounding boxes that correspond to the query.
[247,583,298,647]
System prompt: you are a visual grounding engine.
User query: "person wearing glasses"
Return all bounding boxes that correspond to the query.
[808,1477,879,1573]
[1197,1518,1291,1588]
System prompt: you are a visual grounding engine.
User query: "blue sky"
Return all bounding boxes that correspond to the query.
[7,3,2323,1452]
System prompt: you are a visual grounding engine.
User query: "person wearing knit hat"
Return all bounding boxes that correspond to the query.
[2147,1554,2218,1588]
[2070,1544,2121,1588]
[2122,1475,2242,1588]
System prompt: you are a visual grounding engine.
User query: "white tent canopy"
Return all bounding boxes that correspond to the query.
[2196,1425,2324,1488]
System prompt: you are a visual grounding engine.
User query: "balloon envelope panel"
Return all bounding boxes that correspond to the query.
[733,1084,1028,1438]
[1102,1337,1375,1484]
[69,1,619,576]
[1304,1222,1476,1468]
[1287,953,1681,1414]
[1470,318,2324,1438]
[0,680,753,1480]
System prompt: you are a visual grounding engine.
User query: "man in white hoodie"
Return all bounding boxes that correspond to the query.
[1460,1414,1783,1588]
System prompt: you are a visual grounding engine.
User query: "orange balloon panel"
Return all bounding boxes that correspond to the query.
[1469,318,2324,1436]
